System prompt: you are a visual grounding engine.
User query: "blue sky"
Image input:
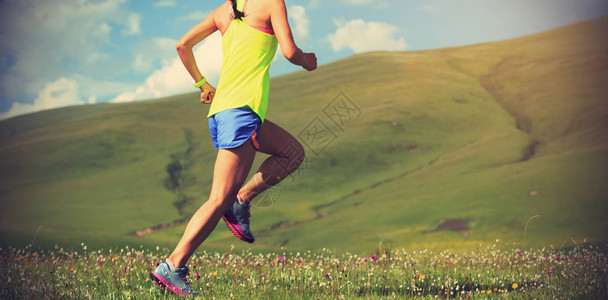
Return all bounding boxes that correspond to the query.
[0,0,607,120]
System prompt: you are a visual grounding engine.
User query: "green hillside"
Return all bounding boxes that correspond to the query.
[1,17,607,253]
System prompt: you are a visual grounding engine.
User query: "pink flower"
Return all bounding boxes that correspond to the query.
[547,269,552,277]
[195,273,201,280]
[370,254,378,261]
[277,256,286,264]
[324,272,329,278]
[517,249,522,256]
[297,257,303,264]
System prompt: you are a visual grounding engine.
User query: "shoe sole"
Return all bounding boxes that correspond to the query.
[222,211,254,243]
[150,271,188,296]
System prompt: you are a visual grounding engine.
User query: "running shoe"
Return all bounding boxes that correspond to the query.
[150,261,198,296]
[222,200,254,243]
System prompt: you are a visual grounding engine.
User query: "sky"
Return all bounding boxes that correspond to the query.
[0,0,607,120]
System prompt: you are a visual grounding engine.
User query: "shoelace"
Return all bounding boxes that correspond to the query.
[178,266,192,289]
[244,205,251,219]
[237,202,251,221]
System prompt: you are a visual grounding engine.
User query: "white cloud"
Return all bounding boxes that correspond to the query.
[288,6,310,41]
[154,1,176,8]
[70,74,138,98]
[178,11,209,22]
[419,4,439,12]
[0,78,84,120]
[0,0,136,113]
[132,38,178,74]
[122,13,142,35]
[343,0,373,5]
[327,19,407,53]
[308,0,321,10]
[111,32,223,103]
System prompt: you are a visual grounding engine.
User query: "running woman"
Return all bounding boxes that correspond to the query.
[150,0,317,295]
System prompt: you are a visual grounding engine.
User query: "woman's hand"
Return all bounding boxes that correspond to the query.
[200,82,216,104]
[303,52,317,71]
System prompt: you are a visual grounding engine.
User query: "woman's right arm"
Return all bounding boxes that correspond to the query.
[270,0,317,71]
[176,6,222,103]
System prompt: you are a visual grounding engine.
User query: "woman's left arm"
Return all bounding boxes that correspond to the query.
[176,7,220,103]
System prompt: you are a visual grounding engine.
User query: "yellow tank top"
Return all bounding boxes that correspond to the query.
[207,0,278,122]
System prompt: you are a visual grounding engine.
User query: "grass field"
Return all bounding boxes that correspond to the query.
[0,17,607,256]
[1,243,606,299]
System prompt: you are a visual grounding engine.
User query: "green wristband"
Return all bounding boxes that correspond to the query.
[193,77,206,88]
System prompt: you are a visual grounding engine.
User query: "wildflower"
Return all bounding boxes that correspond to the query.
[123,267,128,274]
[419,274,425,280]
[547,269,552,277]
[486,290,491,295]
[517,249,522,256]
[512,283,518,289]
[212,271,218,276]
[297,257,303,264]
[69,267,74,272]
[324,272,329,278]
[195,273,201,280]
[277,256,286,264]
[370,254,378,261]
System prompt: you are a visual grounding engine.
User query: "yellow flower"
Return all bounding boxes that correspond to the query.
[512,283,518,289]
[453,259,458,264]
[212,271,218,276]
[419,274,425,280]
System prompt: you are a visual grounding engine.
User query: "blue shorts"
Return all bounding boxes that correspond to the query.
[208,107,261,150]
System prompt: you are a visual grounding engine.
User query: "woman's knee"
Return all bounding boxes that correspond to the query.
[281,139,305,172]
[206,192,236,211]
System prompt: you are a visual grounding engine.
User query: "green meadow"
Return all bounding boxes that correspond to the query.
[1,16,607,256]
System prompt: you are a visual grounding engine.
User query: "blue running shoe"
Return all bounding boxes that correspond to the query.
[222,200,254,243]
[150,261,198,296]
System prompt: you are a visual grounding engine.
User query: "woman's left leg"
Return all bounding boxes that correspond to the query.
[168,142,257,267]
